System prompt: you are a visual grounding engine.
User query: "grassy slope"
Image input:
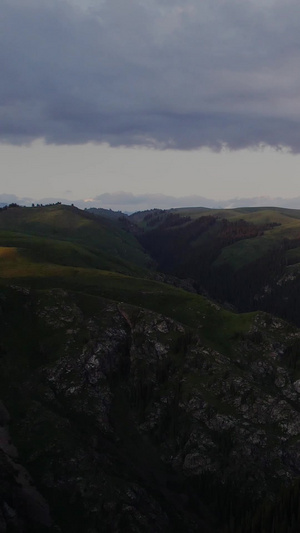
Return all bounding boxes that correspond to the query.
[0,230,149,276]
[0,245,254,354]
[0,205,152,276]
[1,203,296,354]
[211,208,300,269]
[0,204,255,354]
[136,206,300,271]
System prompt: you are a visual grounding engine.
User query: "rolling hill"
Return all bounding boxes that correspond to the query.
[0,203,153,277]
[132,205,300,325]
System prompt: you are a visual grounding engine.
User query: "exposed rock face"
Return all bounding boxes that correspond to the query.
[0,401,52,532]
[1,287,300,530]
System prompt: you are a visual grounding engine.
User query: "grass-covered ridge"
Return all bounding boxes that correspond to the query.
[133,205,300,269]
[131,205,300,322]
[0,202,259,355]
[0,246,253,354]
[0,204,152,276]
[1,202,299,350]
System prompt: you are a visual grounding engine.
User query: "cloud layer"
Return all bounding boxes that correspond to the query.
[2,1,300,150]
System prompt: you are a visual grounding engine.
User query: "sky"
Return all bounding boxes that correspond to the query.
[2,0,300,211]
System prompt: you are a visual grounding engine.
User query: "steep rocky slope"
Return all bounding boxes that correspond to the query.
[1,286,300,531]
[0,400,51,532]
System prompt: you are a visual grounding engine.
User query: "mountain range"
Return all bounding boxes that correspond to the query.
[1,203,300,531]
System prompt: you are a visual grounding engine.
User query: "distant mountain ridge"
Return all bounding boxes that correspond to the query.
[85,206,126,219]
[4,191,300,212]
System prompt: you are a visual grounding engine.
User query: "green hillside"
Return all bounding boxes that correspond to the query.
[0,204,152,276]
[132,206,300,324]
[0,243,254,355]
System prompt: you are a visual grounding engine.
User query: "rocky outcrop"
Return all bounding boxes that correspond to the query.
[1,287,300,530]
[0,401,52,532]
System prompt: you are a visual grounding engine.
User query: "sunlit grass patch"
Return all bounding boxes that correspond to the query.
[0,204,151,270]
[0,246,19,259]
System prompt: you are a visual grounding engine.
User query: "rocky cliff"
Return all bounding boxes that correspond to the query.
[1,286,300,531]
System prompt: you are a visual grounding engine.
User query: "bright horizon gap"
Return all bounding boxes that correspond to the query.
[1,141,300,204]
[3,191,300,213]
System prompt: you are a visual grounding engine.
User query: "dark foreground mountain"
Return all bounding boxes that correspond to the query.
[2,286,300,532]
[1,204,300,531]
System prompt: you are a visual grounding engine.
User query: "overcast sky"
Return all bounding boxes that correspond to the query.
[2,0,300,210]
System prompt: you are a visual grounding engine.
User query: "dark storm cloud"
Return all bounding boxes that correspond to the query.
[2,0,300,150]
